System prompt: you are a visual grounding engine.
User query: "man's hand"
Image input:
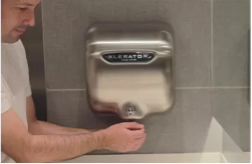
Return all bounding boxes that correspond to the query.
[2,109,146,163]
[101,122,146,152]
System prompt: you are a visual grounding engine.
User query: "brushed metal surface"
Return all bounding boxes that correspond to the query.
[85,23,174,119]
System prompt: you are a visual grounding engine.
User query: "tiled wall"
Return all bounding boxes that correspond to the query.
[41,0,249,153]
[213,0,250,152]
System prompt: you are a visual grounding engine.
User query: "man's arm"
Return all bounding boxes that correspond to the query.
[26,96,97,135]
[2,109,106,163]
[2,109,146,163]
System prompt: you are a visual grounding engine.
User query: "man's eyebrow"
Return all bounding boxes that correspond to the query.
[15,2,34,6]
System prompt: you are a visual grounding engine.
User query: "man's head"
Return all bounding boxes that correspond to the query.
[1,0,40,43]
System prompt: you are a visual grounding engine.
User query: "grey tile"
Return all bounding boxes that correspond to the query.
[42,0,92,49]
[136,89,212,153]
[44,47,86,89]
[42,0,91,89]
[46,91,109,129]
[42,0,211,89]
[213,89,250,151]
[213,0,250,87]
[47,89,212,153]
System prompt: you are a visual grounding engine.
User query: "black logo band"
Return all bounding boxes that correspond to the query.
[102,52,155,63]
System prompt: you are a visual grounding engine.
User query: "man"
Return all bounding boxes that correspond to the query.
[1,0,146,162]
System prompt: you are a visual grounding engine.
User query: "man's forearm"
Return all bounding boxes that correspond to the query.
[26,96,98,135]
[21,131,106,163]
[29,121,99,135]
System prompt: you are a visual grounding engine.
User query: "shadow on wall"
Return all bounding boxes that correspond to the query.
[245,29,250,149]
[248,29,251,106]
[21,3,47,121]
[239,29,251,152]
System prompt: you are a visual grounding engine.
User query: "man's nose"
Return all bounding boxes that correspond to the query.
[23,12,35,27]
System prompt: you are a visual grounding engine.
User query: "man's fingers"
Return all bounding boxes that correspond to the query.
[131,129,146,138]
[132,135,146,151]
[122,122,144,129]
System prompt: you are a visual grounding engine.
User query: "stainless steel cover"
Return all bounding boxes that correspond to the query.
[85,23,174,119]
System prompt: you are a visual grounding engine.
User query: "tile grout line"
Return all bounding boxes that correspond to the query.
[46,87,249,92]
[176,86,249,89]
[210,0,214,128]
[211,0,214,88]
[46,89,87,92]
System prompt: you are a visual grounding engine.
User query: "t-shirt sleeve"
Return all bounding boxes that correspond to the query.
[18,40,32,97]
[1,78,12,114]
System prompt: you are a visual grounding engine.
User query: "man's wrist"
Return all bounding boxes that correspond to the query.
[92,130,108,150]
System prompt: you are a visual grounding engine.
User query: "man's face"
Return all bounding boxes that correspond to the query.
[1,0,41,43]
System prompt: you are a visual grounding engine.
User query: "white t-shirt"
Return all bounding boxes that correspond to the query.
[1,40,31,163]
